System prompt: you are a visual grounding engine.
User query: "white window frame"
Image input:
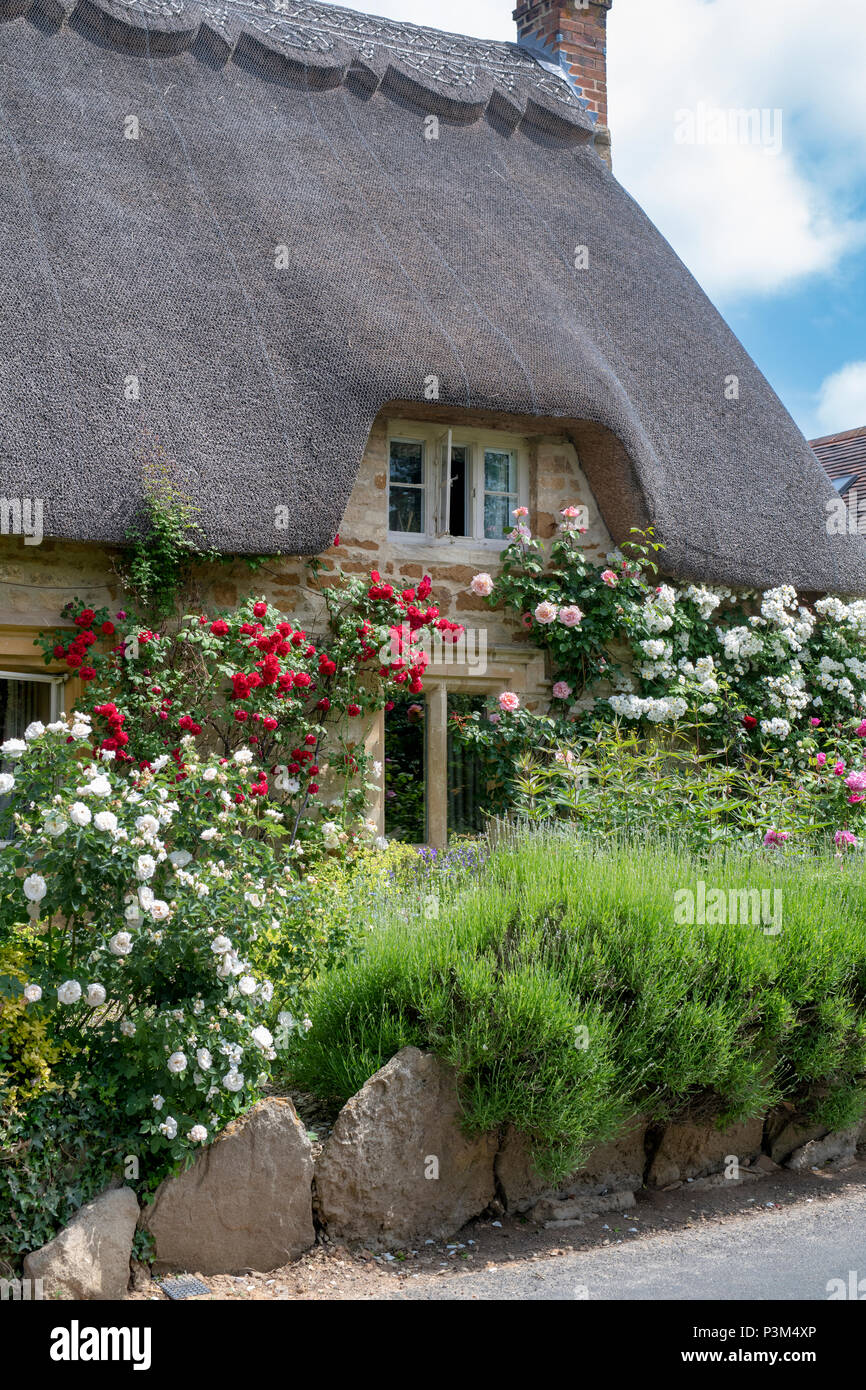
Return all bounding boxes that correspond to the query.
[0,670,66,724]
[387,424,529,547]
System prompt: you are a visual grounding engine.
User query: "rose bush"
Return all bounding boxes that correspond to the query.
[455,510,866,848]
[0,718,324,1172]
[39,569,457,866]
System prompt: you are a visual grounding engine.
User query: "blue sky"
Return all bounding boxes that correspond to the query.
[324,0,866,440]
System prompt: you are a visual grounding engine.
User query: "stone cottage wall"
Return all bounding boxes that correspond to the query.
[0,408,614,699]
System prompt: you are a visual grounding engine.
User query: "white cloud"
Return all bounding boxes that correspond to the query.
[815,363,866,435]
[608,0,866,300]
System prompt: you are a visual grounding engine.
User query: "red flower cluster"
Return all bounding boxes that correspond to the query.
[54,611,100,679]
[93,702,132,759]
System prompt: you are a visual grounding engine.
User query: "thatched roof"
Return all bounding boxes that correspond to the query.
[2,0,865,593]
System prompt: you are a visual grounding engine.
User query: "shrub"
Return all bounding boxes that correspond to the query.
[284,832,866,1180]
[37,571,454,863]
[0,939,60,1114]
[470,514,866,779]
[0,718,327,1182]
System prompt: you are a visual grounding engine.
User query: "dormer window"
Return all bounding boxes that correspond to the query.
[388,426,528,543]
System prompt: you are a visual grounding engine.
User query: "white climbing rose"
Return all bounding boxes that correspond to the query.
[23,874,47,902]
[57,980,82,1005]
[135,854,156,881]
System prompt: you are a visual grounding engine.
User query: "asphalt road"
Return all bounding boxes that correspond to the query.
[388,1187,866,1300]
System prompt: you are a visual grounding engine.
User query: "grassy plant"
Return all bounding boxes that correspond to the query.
[283,831,866,1180]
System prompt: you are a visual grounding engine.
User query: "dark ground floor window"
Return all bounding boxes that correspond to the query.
[384,690,489,844]
[447,692,487,835]
[384,696,427,842]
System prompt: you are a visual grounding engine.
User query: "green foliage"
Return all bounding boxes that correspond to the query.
[284,833,866,1179]
[0,940,60,1114]
[0,1085,138,1274]
[118,458,217,622]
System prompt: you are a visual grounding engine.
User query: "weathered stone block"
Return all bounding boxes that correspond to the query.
[142,1099,315,1275]
[23,1187,139,1301]
[315,1047,497,1248]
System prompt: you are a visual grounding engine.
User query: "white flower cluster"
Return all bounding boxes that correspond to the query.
[815,596,866,639]
[683,585,725,621]
[763,664,811,719]
[815,655,858,706]
[716,625,763,663]
[643,585,677,634]
[760,717,792,739]
[608,694,688,722]
[8,718,283,1153]
[674,655,719,698]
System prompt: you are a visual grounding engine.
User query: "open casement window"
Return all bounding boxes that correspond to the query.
[388,426,528,542]
[434,429,452,538]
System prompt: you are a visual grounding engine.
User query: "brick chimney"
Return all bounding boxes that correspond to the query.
[513,0,613,163]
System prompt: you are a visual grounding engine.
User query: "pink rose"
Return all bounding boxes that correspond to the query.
[816,753,827,767]
[857,721,866,737]
[498,691,520,713]
[835,829,857,847]
[558,605,584,628]
[534,601,558,625]
[834,761,846,775]
[512,506,529,518]
[470,572,494,597]
[846,770,866,792]
[601,570,618,587]
[763,829,789,846]
[552,681,573,700]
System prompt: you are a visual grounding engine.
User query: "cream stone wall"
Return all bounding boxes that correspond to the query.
[1,409,613,684]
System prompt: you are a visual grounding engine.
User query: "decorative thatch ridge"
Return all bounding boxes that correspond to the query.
[1,0,865,593]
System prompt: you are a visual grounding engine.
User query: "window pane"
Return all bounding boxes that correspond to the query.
[484,449,515,493]
[449,446,469,538]
[484,493,512,539]
[447,693,488,835]
[389,486,424,534]
[390,440,424,486]
[1,677,49,745]
[384,696,427,842]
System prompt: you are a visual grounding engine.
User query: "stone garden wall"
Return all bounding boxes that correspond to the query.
[21,1046,866,1297]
